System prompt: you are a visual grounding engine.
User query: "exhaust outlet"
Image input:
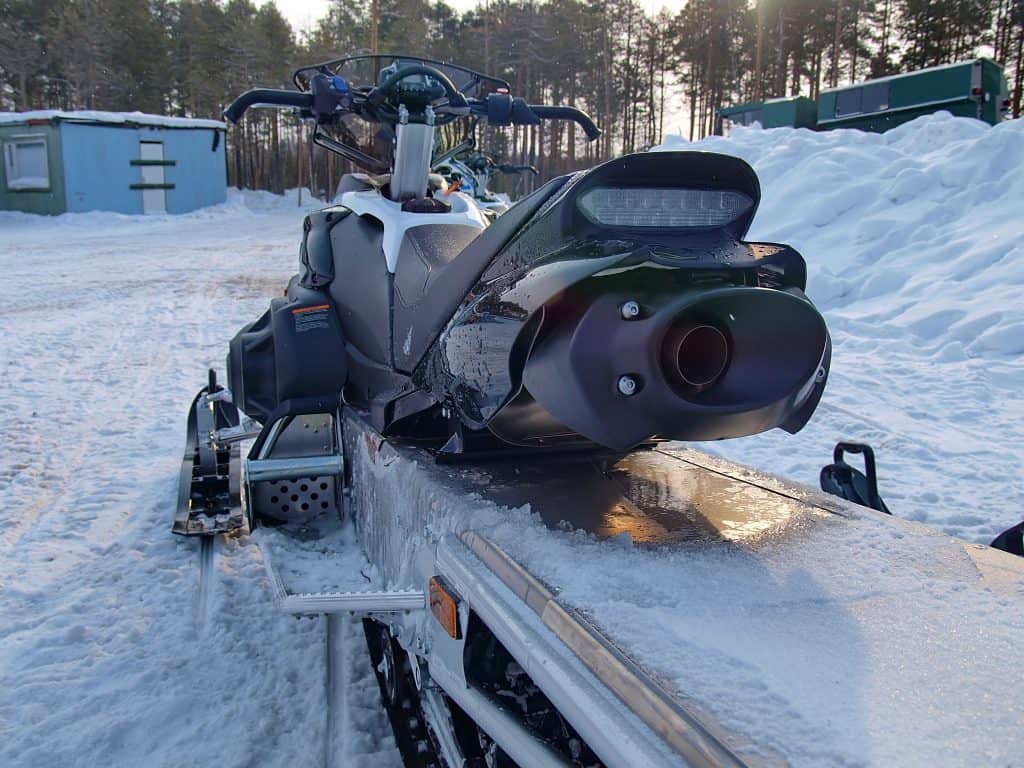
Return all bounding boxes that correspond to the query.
[665,322,729,392]
[517,285,830,450]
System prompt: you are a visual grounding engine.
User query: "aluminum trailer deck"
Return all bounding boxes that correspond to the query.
[259,410,1024,767]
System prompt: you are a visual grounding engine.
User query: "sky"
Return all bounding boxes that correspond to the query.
[270,0,686,34]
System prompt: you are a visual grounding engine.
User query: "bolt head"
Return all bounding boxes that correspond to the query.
[617,375,638,396]
[620,300,641,319]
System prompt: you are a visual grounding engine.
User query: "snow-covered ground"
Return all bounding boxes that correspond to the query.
[656,111,1024,543]
[0,112,1022,766]
[0,191,399,768]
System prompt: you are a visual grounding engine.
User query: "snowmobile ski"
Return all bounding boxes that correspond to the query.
[173,370,245,536]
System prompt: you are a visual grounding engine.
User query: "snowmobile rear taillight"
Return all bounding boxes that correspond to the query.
[576,187,753,229]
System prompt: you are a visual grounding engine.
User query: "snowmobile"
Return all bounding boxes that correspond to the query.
[433,146,538,215]
[169,54,1021,768]
[176,55,1024,768]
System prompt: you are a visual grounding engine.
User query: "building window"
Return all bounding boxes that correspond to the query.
[862,82,890,113]
[835,82,891,117]
[737,109,764,126]
[4,135,50,191]
[835,88,863,116]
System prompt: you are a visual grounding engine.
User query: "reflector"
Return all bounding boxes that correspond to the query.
[429,576,461,639]
[577,187,753,228]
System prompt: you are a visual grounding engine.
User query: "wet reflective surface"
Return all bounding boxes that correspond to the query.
[477,447,831,547]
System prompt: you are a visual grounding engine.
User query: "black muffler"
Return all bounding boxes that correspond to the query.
[515,283,830,450]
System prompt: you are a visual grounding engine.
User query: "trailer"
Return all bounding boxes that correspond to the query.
[230,405,1024,767]
[819,58,1010,131]
[717,96,818,133]
[717,58,1011,136]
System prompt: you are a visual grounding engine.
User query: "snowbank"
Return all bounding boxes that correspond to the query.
[654,112,1024,542]
[0,109,225,130]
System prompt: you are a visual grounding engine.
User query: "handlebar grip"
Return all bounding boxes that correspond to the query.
[528,105,602,141]
[223,88,314,123]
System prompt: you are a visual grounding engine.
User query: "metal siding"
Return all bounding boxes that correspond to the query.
[0,122,66,214]
[817,91,837,120]
[161,127,227,214]
[888,63,970,109]
[61,123,143,213]
[981,60,1006,124]
[762,97,817,128]
[59,122,226,214]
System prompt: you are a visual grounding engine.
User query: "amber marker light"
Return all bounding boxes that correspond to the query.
[429,577,461,639]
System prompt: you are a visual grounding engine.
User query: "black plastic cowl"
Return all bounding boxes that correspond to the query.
[227,283,348,424]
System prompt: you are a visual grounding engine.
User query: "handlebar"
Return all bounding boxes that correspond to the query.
[496,163,539,175]
[475,94,601,141]
[529,106,602,141]
[368,64,464,108]
[223,81,602,144]
[224,88,314,123]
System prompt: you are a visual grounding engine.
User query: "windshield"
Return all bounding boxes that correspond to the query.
[293,54,509,99]
[294,54,509,172]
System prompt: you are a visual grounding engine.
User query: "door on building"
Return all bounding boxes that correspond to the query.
[139,141,167,214]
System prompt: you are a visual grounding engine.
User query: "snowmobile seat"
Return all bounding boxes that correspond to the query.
[392,174,570,372]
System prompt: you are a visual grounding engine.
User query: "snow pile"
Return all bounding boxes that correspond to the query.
[654,112,1024,542]
[0,109,225,130]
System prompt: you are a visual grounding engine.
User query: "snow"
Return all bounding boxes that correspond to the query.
[653,111,1024,544]
[345,418,1024,768]
[0,110,226,130]
[480,468,1024,768]
[0,189,398,768]
[1,112,1022,766]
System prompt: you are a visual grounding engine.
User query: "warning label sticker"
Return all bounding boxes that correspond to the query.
[292,304,330,333]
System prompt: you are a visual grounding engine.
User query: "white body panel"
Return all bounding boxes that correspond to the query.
[338,188,489,273]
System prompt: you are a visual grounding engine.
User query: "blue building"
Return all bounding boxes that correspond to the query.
[0,110,227,215]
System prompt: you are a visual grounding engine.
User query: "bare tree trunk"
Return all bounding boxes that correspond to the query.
[370,0,379,53]
[776,2,786,97]
[831,1,842,88]
[297,124,304,205]
[754,0,765,100]
[1014,24,1024,118]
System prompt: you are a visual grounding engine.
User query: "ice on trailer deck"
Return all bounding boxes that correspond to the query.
[335,410,1024,768]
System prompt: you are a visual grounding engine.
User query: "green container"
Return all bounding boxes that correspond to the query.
[818,58,1009,132]
[718,96,818,133]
